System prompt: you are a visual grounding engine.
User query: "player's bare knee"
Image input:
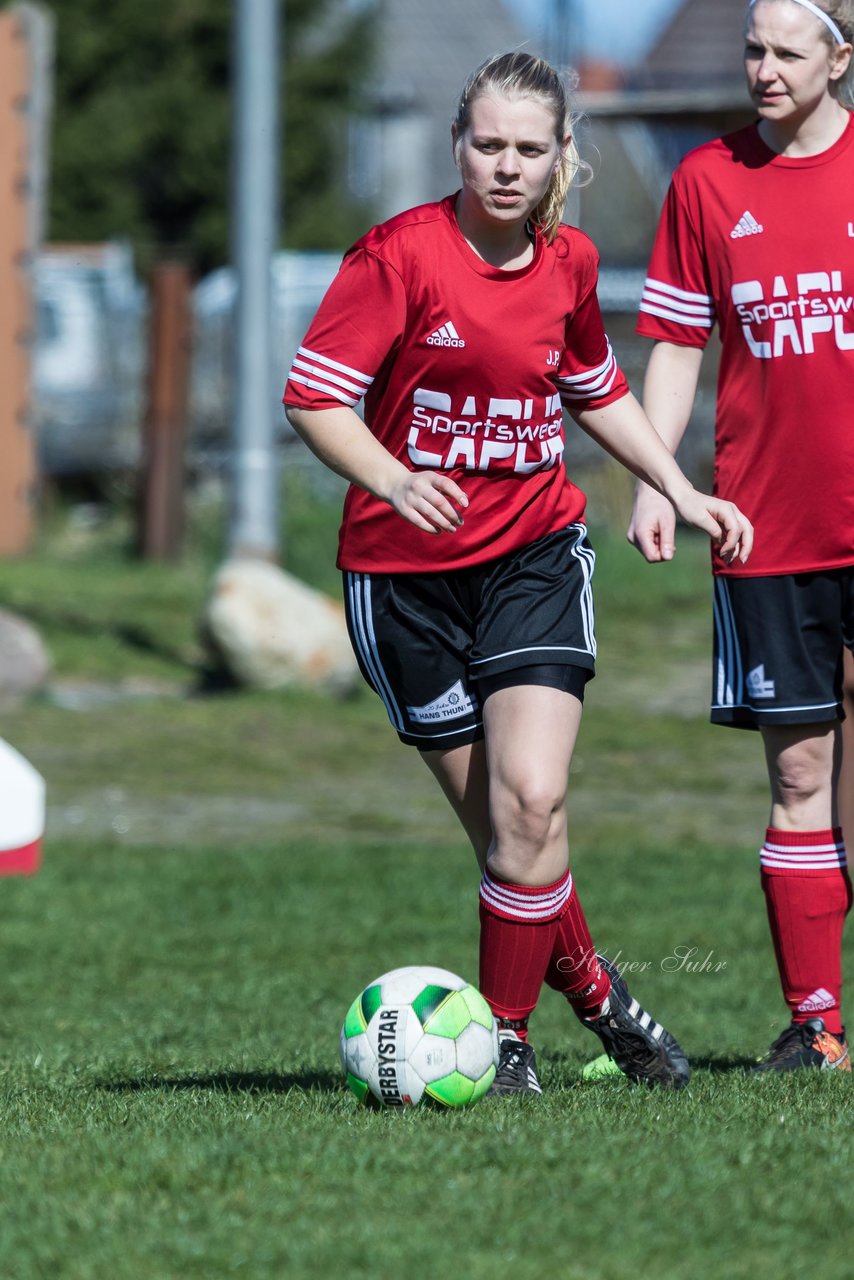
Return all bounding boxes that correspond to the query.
[490,778,566,853]
[772,752,828,812]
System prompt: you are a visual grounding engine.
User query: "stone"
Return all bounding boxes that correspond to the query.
[202,558,359,693]
[0,609,51,706]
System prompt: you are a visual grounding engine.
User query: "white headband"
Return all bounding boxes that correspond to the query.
[748,0,847,45]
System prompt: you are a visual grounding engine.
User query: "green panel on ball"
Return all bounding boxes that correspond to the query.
[469,1064,497,1104]
[359,983,383,1025]
[425,1071,476,1108]
[410,984,454,1027]
[422,989,470,1039]
[460,984,495,1030]
[346,1072,370,1103]
[342,995,368,1039]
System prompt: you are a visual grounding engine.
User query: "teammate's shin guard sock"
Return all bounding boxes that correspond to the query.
[479,867,572,1027]
[761,827,853,1036]
[543,884,612,1017]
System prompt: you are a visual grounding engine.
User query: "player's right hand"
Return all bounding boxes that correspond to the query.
[388,470,469,535]
[627,483,678,562]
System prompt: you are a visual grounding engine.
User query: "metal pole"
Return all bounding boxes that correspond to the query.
[551,0,582,69]
[229,0,280,560]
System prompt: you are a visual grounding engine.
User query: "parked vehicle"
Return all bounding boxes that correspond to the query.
[32,242,146,478]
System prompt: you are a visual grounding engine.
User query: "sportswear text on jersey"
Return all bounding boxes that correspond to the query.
[730,211,764,239]
[732,269,854,360]
[408,385,565,474]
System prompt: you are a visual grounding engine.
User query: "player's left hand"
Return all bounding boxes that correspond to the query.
[673,491,753,565]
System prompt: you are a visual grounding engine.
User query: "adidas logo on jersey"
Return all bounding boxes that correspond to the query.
[426,320,466,348]
[730,211,764,239]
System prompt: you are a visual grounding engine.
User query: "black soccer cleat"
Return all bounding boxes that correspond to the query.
[752,1017,851,1073]
[581,954,691,1089]
[487,1034,543,1096]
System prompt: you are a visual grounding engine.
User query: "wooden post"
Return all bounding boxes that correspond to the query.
[139,262,192,561]
[0,9,36,555]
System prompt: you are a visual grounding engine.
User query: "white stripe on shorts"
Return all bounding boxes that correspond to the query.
[345,572,405,732]
[568,523,597,659]
[713,578,743,709]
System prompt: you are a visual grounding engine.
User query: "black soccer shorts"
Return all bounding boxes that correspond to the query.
[711,568,854,730]
[343,523,597,749]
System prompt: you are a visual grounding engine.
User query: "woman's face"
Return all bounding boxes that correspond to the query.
[744,1,852,124]
[453,93,566,231]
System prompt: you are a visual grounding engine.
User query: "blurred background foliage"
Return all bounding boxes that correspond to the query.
[46,0,376,273]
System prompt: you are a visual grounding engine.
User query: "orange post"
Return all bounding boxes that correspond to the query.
[0,9,36,555]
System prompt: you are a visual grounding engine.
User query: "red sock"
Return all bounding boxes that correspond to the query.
[761,827,853,1036]
[479,868,572,1039]
[543,884,611,1017]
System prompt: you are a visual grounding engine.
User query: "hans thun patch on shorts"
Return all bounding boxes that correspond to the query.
[407,680,478,725]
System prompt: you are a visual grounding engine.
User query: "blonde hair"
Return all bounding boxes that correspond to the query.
[453,52,591,243]
[748,0,854,107]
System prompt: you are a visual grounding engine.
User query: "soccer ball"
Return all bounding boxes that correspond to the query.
[339,965,499,1107]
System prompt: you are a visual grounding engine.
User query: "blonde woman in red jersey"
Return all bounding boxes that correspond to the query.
[630,0,854,1071]
[286,52,751,1094]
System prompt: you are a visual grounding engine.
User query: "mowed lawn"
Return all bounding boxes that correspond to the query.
[0,492,851,1279]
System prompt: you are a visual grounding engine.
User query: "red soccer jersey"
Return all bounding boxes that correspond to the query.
[284,195,629,573]
[637,117,854,577]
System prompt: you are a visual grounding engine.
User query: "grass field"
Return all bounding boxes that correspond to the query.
[0,483,851,1278]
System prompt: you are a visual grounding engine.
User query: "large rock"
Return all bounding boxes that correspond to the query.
[0,610,51,707]
[202,558,359,693]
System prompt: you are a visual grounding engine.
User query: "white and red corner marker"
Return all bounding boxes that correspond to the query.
[0,738,45,875]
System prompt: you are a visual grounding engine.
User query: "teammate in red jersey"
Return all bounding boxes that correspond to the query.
[630,0,854,1072]
[286,51,751,1093]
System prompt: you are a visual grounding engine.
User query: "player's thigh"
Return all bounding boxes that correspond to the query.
[482,683,584,814]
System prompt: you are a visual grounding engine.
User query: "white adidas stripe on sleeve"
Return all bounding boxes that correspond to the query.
[557,342,619,401]
[288,346,374,407]
[640,277,715,329]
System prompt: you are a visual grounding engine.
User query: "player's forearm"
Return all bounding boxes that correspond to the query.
[573,392,697,508]
[285,405,409,504]
[641,341,704,457]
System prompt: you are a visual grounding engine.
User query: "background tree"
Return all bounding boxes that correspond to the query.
[45,0,376,273]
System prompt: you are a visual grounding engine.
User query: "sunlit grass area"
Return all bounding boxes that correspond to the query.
[0,475,848,1278]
